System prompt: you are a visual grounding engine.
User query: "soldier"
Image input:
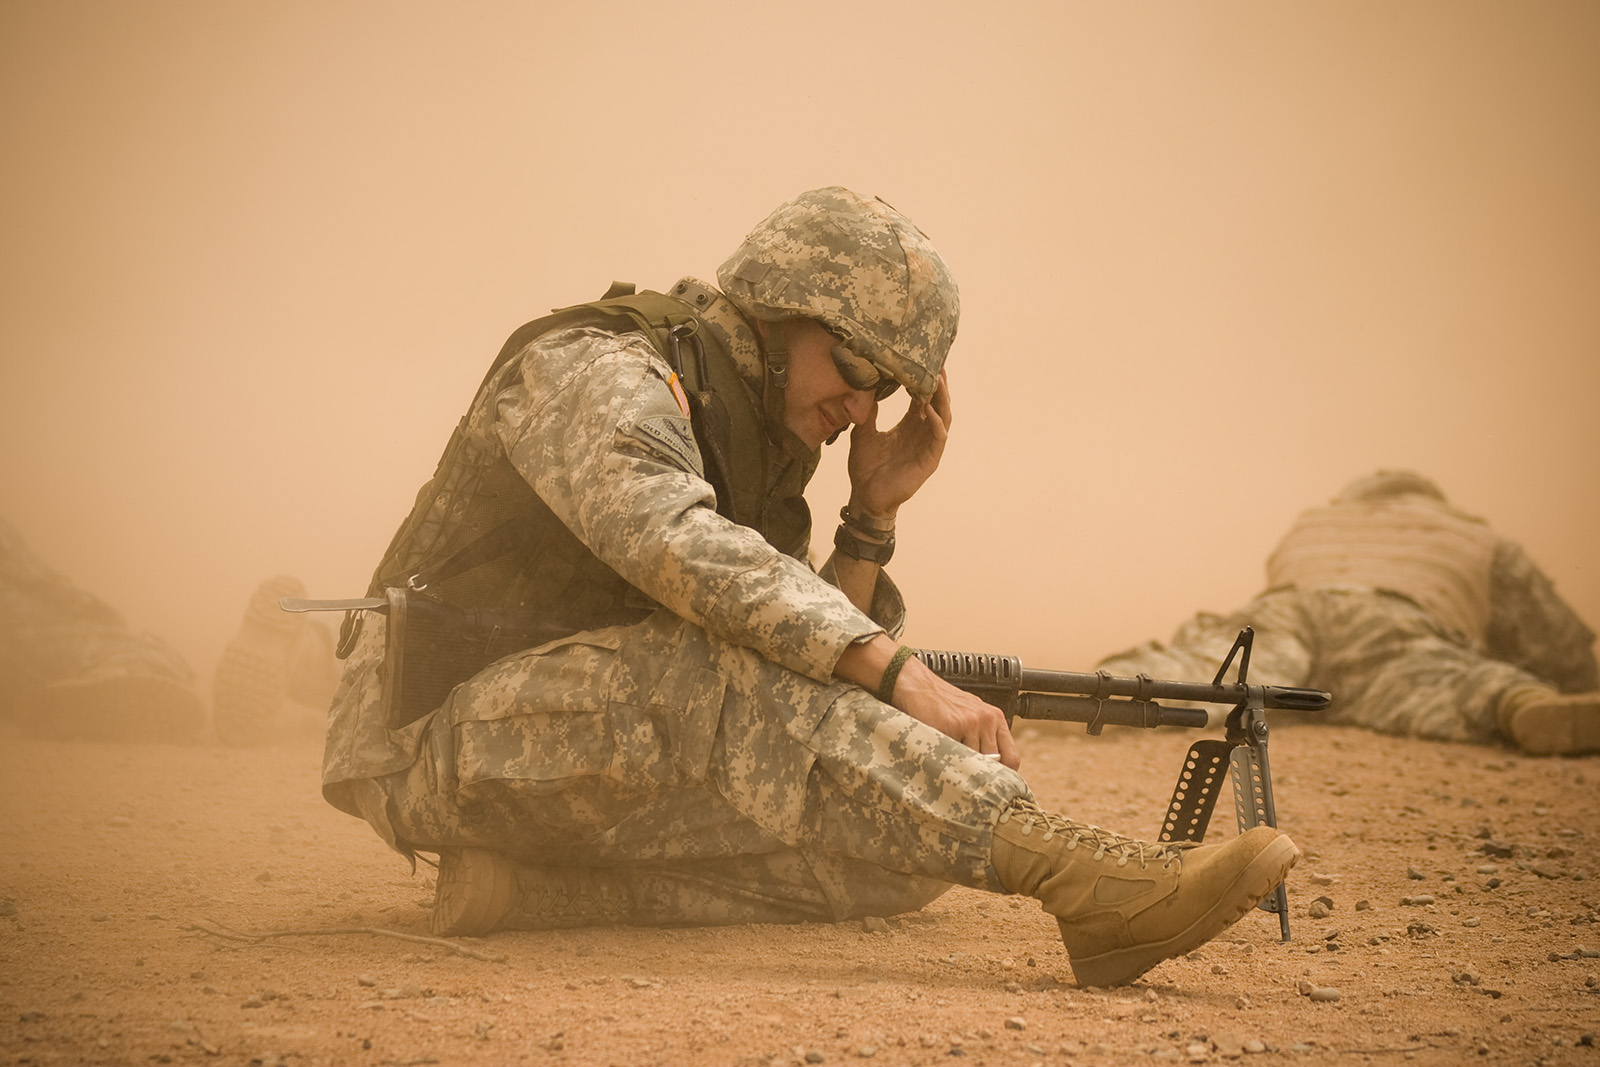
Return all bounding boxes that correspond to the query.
[1098,470,1598,756]
[212,575,340,747]
[0,516,205,743]
[322,188,1298,987]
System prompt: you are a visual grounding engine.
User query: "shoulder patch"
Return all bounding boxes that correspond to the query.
[633,415,704,478]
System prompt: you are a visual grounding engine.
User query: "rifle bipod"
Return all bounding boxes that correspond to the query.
[1155,627,1293,941]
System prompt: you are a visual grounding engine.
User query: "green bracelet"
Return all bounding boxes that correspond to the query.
[877,644,916,704]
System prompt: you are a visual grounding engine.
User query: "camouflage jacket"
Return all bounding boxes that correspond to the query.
[323,278,905,799]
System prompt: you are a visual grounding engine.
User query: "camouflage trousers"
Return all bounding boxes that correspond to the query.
[1097,587,1546,744]
[376,610,1030,925]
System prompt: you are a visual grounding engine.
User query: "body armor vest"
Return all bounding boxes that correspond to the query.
[1266,498,1497,647]
[337,289,815,658]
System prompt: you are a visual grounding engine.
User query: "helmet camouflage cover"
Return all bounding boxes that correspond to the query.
[717,187,959,403]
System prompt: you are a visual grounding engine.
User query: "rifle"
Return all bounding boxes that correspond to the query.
[914,627,1328,940]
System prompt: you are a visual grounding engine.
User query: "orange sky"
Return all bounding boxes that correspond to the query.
[2,1,1596,685]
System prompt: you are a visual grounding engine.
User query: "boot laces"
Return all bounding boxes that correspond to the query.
[1000,801,1187,871]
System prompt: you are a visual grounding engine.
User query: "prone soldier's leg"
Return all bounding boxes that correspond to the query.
[1308,589,1558,745]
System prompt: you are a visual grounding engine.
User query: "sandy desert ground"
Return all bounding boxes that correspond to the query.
[3,717,1599,1067]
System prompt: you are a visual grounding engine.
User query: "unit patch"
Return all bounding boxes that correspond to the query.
[633,415,704,478]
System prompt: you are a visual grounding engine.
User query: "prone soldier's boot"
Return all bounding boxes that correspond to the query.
[212,576,313,747]
[431,848,634,936]
[1498,685,1600,756]
[989,798,1300,987]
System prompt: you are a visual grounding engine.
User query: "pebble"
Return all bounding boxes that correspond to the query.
[1243,1039,1266,1053]
[861,916,889,934]
[1463,917,1481,927]
[1401,895,1435,906]
[804,1049,825,1063]
[357,974,376,987]
[1354,900,1371,911]
[90,911,108,922]
[1005,1017,1026,1031]
[255,871,272,884]
[0,899,16,917]
[1308,873,1334,885]
[1477,864,1499,875]
[855,1046,877,1058]
[1407,867,1426,880]
[1307,900,1332,920]
[1308,987,1342,1002]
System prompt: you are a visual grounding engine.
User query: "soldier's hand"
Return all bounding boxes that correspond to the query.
[844,367,952,520]
[890,652,1021,770]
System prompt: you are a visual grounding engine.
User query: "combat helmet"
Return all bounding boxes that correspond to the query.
[717,187,959,406]
[1332,469,1448,505]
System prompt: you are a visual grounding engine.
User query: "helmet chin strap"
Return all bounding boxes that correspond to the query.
[758,319,791,444]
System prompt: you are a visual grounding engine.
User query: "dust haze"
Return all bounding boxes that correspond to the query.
[3,2,1596,694]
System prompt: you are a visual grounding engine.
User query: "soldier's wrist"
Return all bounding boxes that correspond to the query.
[834,521,894,565]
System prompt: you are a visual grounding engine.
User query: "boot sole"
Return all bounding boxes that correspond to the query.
[1064,834,1301,987]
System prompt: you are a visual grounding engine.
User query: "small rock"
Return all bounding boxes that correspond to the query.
[1477,864,1499,875]
[0,899,16,917]
[241,995,264,1009]
[1463,917,1481,927]
[1407,867,1426,880]
[856,1047,877,1058]
[1004,1017,1026,1031]
[1243,1039,1266,1053]
[255,871,272,884]
[1308,987,1341,1002]
[1296,979,1315,995]
[1402,895,1435,906]
[1531,863,1566,879]
[1307,900,1332,920]
[1308,873,1334,885]
[90,911,108,922]
[804,1049,826,1064]
[357,974,376,987]
[862,916,889,934]
[1354,900,1371,911]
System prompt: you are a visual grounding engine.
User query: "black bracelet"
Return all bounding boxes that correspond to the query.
[877,644,916,704]
[834,523,894,565]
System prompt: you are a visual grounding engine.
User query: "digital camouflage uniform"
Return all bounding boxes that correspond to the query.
[322,271,1028,925]
[0,515,205,741]
[1098,475,1597,745]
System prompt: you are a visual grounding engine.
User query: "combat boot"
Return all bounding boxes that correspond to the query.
[1498,685,1600,756]
[990,799,1299,987]
[431,848,634,936]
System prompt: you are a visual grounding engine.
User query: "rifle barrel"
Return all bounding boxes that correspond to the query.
[1016,667,1328,711]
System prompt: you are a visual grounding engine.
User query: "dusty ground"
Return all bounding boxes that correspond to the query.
[3,718,1599,1067]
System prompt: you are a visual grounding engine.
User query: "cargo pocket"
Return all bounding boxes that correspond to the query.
[649,659,727,784]
[449,629,623,799]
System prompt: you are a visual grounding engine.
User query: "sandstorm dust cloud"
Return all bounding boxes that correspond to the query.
[1,3,1595,682]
